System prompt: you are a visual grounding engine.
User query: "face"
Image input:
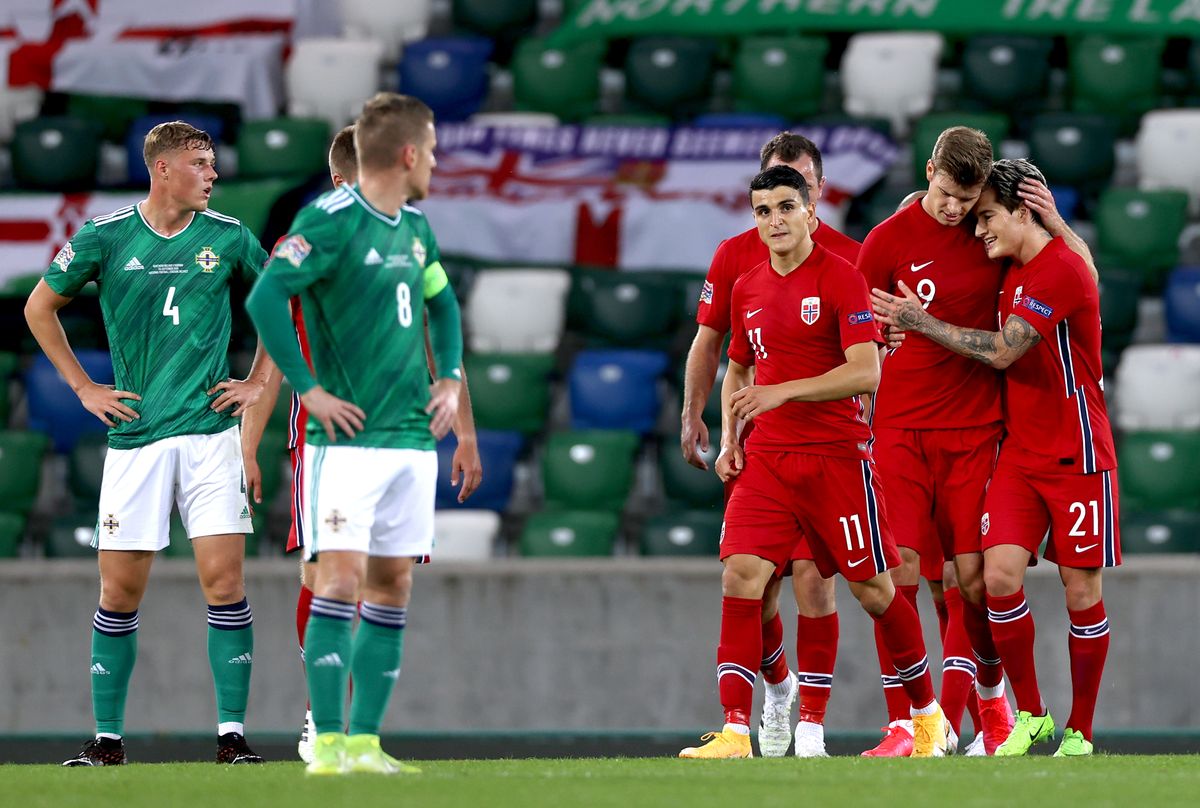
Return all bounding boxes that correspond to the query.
[923,164,983,227]
[158,146,217,212]
[751,185,814,256]
[765,152,824,206]
[973,188,1026,260]
[405,122,437,201]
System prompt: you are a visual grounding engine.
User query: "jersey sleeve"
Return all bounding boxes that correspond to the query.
[726,278,754,367]
[417,216,451,300]
[238,224,269,281]
[261,205,344,294]
[1011,259,1080,343]
[855,224,894,294]
[42,221,102,297]
[696,238,735,333]
[833,267,884,351]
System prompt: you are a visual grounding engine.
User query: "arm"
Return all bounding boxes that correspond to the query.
[239,362,283,506]
[871,280,1040,370]
[680,324,724,470]
[715,359,753,483]
[207,338,277,416]
[424,314,481,502]
[729,341,881,420]
[423,284,464,441]
[1019,178,1099,286]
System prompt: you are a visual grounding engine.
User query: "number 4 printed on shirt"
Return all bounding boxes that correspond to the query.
[163,286,180,325]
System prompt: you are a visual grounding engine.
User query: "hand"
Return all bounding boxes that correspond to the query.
[680,412,711,470]
[426,378,461,441]
[882,324,907,351]
[715,443,744,483]
[77,381,141,427]
[730,383,788,421]
[208,377,265,417]
[1018,178,1065,232]
[243,454,263,506]
[300,386,366,441]
[450,435,483,503]
[872,281,928,332]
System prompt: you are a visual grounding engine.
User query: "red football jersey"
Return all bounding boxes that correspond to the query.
[728,245,881,458]
[998,237,1116,475]
[697,219,861,334]
[859,201,1003,429]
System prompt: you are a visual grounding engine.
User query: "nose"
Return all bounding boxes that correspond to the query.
[975,219,986,237]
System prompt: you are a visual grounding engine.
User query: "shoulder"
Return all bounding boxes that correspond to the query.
[731,258,767,293]
[91,205,137,230]
[199,208,244,229]
[311,187,356,216]
[714,228,764,272]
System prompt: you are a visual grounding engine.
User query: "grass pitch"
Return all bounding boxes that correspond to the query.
[4,756,1198,808]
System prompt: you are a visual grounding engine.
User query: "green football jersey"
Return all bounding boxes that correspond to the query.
[262,184,454,450]
[43,203,268,449]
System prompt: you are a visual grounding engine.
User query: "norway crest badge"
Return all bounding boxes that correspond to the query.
[800,296,821,325]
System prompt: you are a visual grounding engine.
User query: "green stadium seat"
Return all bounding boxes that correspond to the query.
[512,37,605,121]
[45,512,98,559]
[69,431,108,504]
[570,270,680,345]
[11,116,104,191]
[463,352,555,435]
[624,38,718,117]
[519,510,618,557]
[0,430,50,516]
[910,112,1008,185]
[961,35,1053,114]
[237,118,331,180]
[452,0,537,37]
[0,351,17,427]
[1095,189,1189,291]
[1028,112,1117,189]
[1097,268,1141,352]
[732,36,828,120]
[208,178,296,238]
[542,429,640,511]
[640,509,723,556]
[1118,431,1200,511]
[1069,35,1165,133]
[661,428,723,506]
[0,512,23,558]
[67,94,150,142]
[1120,510,1200,554]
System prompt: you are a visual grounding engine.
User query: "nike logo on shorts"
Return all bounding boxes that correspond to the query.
[910,260,934,272]
[1075,543,1099,553]
[847,556,870,568]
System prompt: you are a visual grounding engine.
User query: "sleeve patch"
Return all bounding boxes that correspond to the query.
[847,310,873,325]
[53,243,75,271]
[273,235,312,268]
[700,281,714,305]
[1021,295,1054,319]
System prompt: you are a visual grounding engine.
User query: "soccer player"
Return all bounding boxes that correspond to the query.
[682,133,857,757]
[679,165,948,760]
[246,92,463,775]
[872,158,1119,758]
[26,121,271,766]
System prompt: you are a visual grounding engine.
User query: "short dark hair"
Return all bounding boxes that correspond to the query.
[328,125,357,181]
[929,126,993,188]
[749,165,811,205]
[355,92,434,172]
[985,158,1048,226]
[143,121,214,169]
[759,131,823,180]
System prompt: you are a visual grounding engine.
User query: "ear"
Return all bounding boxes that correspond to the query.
[402,143,418,171]
[925,161,935,183]
[815,176,826,198]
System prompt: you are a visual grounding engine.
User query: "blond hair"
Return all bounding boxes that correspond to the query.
[354,93,434,172]
[142,121,214,169]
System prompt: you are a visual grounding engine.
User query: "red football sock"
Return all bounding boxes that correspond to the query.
[873,619,910,722]
[939,587,977,735]
[987,589,1043,715]
[961,597,1004,688]
[1066,601,1110,741]
[898,583,919,612]
[759,610,789,686]
[795,613,838,725]
[966,690,983,735]
[935,593,950,640]
[718,596,762,728]
[871,592,935,710]
[296,584,314,652]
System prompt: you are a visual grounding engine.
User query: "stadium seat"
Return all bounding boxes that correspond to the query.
[433,509,501,560]
[66,94,150,143]
[68,431,108,504]
[660,428,724,506]
[519,510,618,557]
[341,0,432,59]
[1094,189,1188,288]
[961,35,1053,115]
[1028,112,1117,190]
[453,0,538,36]
[1069,35,1165,133]
[25,351,113,453]
[0,350,17,427]
[435,429,524,512]
[45,511,98,559]
[1118,431,1200,510]
[11,116,104,191]
[286,38,386,129]
[126,113,225,185]
[841,32,943,136]
[702,363,728,426]
[911,112,1008,185]
[570,270,680,345]
[1114,345,1200,431]
[0,85,42,142]
[397,37,493,122]
[463,352,555,435]
[0,512,23,558]
[691,112,789,130]
[511,37,604,121]
[542,429,640,511]
[1120,510,1200,554]
[640,509,723,556]
[1135,109,1200,214]
[0,430,50,516]
[466,269,571,353]
[1165,267,1200,343]
[568,349,670,434]
[208,178,296,238]
[1098,268,1141,352]
[236,118,330,180]
[731,35,828,120]
[624,38,718,117]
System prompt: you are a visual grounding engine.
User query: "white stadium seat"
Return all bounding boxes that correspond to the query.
[1136,109,1200,215]
[0,86,42,142]
[433,509,501,560]
[286,38,385,129]
[1113,344,1200,430]
[466,268,571,353]
[841,32,943,137]
[340,0,432,61]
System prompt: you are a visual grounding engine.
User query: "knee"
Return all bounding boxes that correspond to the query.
[98,581,143,612]
[1063,575,1102,612]
[793,564,835,615]
[318,569,363,603]
[721,561,764,598]
[371,567,413,602]
[852,577,893,616]
[983,565,1021,599]
[892,548,920,585]
[959,573,986,605]
[202,570,245,605]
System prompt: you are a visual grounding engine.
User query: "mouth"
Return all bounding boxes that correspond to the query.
[769,231,788,239]
[202,186,212,198]
[982,235,997,252]
[943,212,961,223]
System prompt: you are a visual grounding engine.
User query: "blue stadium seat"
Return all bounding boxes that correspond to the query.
[398,37,493,122]
[1165,266,1200,343]
[435,429,524,512]
[125,114,225,185]
[25,350,113,453]
[569,349,670,434]
[691,112,788,130]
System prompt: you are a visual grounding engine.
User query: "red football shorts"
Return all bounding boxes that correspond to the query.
[286,445,306,554]
[981,454,1121,569]
[722,450,899,581]
[872,423,1002,579]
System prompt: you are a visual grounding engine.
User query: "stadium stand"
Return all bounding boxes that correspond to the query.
[1095,189,1189,291]
[1165,267,1200,343]
[1135,109,1200,214]
[0,429,50,519]
[1114,345,1200,431]
[660,428,724,507]
[11,115,103,191]
[840,32,943,136]
[568,348,669,434]
[340,0,433,59]
[285,37,386,129]
[24,351,112,453]
[463,352,556,435]
[398,36,493,122]
[1069,35,1165,134]
[1120,509,1200,554]
[639,509,723,557]
[511,37,605,121]
[623,37,718,118]
[542,429,639,512]
[731,35,828,120]
[519,509,618,557]
[1118,430,1200,511]
[960,35,1053,119]
[1028,112,1118,192]
[466,269,571,354]
[436,429,525,513]
[236,118,331,180]
[433,509,502,560]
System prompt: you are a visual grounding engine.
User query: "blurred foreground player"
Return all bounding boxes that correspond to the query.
[679,166,948,759]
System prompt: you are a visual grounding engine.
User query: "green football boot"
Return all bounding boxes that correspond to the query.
[995,710,1056,757]
[1053,728,1094,757]
[345,734,421,774]
[305,732,347,776]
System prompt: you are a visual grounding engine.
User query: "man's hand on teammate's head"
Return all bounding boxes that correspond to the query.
[449,433,483,503]
[1016,177,1062,231]
[730,383,789,421]
[300,385,366,441]
[426,378,461,441]
[680,412,711,471]
[78,381,141,427]
[871,281,929,334]
[208,377,266,417]
[715,441,744,483]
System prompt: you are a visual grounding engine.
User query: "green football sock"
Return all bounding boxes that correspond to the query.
[91,607,139,737]
[207,599,255,728]
[305,599,356,735]
[348,603,407,736]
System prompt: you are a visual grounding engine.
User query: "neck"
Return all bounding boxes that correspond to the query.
[768,236,815,276]
[141,186,196,237]
[357,169,412,217]
[1015,229,1053,267]
[808,216,820,235]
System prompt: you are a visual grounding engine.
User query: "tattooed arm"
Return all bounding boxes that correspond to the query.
[871,280,1040,370]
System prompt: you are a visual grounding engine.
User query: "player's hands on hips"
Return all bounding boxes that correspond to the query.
[871,281,928,333]
[301,386,366,441]
[1017,177,1064,231]
[77,381,141,427]
[730,384,788,420]
[680,411,711,470]
[208,377,265,417]
[450,433,483,503]
[715,442,744,483]
[426,379,461,441]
